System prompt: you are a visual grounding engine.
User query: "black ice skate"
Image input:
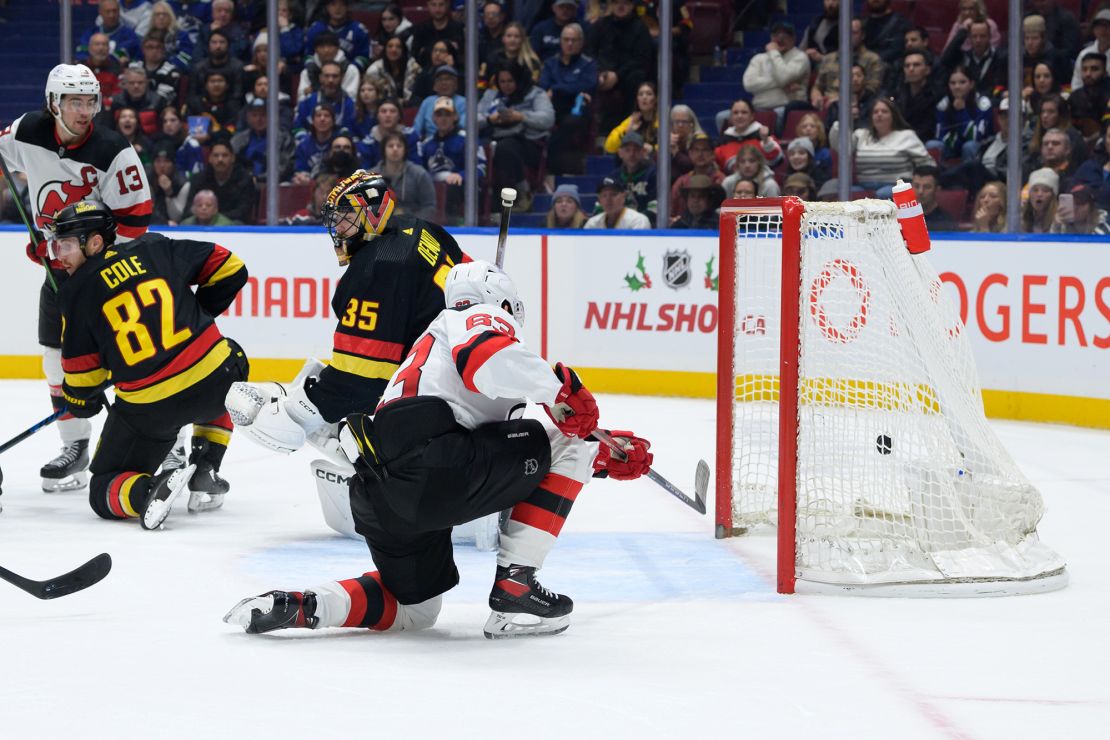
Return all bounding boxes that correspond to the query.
[484,565,573,639]
[186,439,229,513]
[223,590,319,634]
[40,439,89,493]
[140,464,196,530]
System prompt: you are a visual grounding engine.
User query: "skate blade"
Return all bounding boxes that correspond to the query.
[41,471,89,493]
[483,611,570,639]
[141,465,196,531]
[223,595,274,628]
[187,490,224,514]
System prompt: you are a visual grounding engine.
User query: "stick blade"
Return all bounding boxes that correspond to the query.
[38,553,112,599]
[694,460,710,515]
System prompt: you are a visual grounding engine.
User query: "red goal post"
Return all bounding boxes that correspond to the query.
[715,197,1067,597]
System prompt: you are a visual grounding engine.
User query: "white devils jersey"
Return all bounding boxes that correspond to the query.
[377,303,563,430]
[0,111,152,240]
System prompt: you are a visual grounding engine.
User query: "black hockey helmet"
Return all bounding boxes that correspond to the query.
[52,199,117,250]
[321,170,395,266]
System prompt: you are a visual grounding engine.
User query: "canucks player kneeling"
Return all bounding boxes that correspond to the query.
[225,261,652,638]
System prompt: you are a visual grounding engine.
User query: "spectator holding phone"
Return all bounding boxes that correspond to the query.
[1052,184,1110,235]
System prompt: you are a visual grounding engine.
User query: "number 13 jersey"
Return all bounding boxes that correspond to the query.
[377,303,562,430]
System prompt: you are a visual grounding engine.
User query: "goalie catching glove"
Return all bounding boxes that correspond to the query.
[225,380,332,455]
[544,363,599,438]
[592,431,653,480]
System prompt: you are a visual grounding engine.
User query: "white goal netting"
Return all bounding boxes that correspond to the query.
[723,200,1066,594]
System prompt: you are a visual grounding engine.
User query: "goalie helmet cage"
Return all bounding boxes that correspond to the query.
[715,197,1067,597]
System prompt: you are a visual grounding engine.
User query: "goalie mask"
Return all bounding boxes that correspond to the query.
[444,260,526,326]
[321,170,395,266]
[50,200,117,260]
[45,64,102,138]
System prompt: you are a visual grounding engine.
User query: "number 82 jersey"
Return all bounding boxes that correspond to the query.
[58,232,247,406]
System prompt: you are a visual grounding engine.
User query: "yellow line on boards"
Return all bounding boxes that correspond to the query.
[1,357,1107,429]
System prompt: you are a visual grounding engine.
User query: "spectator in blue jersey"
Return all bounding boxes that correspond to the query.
[411,65,466,140]
[293,60,357,137]
[931,65,993,162]
[539,21,596,175]
[147,1,196,70]
[154,105,204,177]
[196,0,250,62]
[305,0,371,72]
[420,96,486,221]
[190,28,246,100]
[531,0,587,63]
[276,0,305,67]
[231,99,295,183]
[79,0,143,63]
[356,98,421,169]
[293,105,340,185]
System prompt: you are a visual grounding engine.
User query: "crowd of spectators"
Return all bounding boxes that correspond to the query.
[43,0,1110,234]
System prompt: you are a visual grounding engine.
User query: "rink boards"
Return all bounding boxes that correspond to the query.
[0,226,1106,429]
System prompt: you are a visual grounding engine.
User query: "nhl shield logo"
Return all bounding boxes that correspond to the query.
[662,250,692,290]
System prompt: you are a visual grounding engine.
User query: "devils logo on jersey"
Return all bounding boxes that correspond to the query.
[35,166,98,232]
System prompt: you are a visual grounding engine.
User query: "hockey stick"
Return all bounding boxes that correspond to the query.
[591,429,709,515]
[0,149,58,292]
[494,187,517,269]
[0,408,66,457]
[0,552,112,599]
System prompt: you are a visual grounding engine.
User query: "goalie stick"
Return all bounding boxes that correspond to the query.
[0,553,112,599]
[591,429,709,514]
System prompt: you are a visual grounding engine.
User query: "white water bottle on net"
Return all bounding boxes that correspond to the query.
[716,197,1067,596]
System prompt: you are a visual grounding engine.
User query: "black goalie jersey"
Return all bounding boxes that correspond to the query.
[58,233,247,407]
[306,214,468,422]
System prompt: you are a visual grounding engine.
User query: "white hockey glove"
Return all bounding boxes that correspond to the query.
[225,382,328,455]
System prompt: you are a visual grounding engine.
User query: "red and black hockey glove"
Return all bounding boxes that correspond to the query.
[25,234,63,270]
[592,430,653,480]
[544,363,599,438]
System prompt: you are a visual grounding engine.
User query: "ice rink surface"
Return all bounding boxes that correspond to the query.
[0,379,1107,739]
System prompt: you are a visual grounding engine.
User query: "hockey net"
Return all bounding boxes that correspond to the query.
[716,198,1067,595]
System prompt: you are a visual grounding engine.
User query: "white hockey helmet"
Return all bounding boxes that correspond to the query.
[45,64,103,119]
[445,260,525,326]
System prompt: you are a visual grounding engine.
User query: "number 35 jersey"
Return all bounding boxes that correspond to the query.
[58,232,247,406]
[377,303,562,431]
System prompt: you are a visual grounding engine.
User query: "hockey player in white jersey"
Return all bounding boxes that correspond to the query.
[0,64,152,493]
[225,261,653,639]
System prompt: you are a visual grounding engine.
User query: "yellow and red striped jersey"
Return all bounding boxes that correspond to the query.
[58,232,246,406]
[306,214,468,422]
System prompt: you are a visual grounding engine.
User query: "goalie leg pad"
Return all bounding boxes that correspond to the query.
[310,458,360,539]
